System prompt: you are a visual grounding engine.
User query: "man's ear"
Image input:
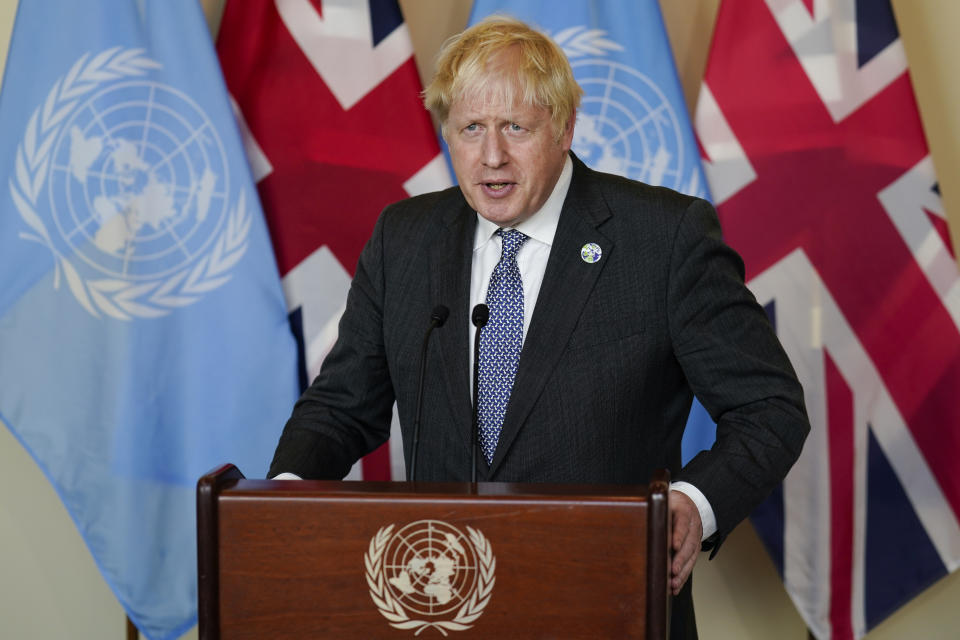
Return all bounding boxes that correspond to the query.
[559,111,575,150]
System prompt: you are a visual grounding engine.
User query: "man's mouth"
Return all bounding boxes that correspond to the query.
[480,181,515,197]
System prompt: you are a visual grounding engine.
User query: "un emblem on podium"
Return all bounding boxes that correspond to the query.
[365,520,496,635]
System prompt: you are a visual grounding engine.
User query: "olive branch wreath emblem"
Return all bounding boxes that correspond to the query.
[365,523,496,636]
[9,47,250,321]
[551,25,624,58]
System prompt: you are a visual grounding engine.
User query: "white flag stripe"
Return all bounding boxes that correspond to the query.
[275,0,414,110]
[230,94,273,183]
[281,244,352,382]
[694,83,756,205]
[389,411,406,480]
[750,251,833,637]
[404,152,453,197]
[879,155,960,332]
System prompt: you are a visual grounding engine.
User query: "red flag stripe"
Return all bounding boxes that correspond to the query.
[827,352,855,640]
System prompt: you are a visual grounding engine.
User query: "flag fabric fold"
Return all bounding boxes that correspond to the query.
[465,0,716,462]
[0,2,298,638]
[216,0,452,481]
[696,1,960,637]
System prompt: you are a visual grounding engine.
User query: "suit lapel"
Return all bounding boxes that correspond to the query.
[430,192,477,458]
[489,157,614,475]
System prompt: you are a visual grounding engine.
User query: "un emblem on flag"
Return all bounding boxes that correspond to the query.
[9,48,250,320]
[554,27,698,195]
[365,520,496,635]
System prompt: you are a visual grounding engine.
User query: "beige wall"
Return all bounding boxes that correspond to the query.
[2,1,959,638]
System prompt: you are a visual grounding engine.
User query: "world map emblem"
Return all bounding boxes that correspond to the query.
[553,26,704,198]
[10,47,250,320]
[365,520,496,635]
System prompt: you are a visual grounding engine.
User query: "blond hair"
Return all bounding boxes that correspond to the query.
[423,15,582,142]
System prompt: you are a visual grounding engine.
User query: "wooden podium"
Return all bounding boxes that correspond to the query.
[197,465,670,639]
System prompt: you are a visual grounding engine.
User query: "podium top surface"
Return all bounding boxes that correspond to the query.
[222,478,663,501]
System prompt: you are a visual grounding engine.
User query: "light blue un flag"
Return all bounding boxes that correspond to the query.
[467,0,717,463]
[0,1,298,638]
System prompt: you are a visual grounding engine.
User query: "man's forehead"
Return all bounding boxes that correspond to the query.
[449,85,549,122]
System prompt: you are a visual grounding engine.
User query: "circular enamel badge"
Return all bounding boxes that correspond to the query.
[580,243,602,264]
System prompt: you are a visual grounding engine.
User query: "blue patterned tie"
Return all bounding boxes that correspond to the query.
[477,229,529,464]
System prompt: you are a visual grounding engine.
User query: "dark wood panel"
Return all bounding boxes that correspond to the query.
[198,467,669,639]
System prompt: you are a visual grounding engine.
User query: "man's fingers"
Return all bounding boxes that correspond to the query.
[669,491,703,596]
[671,530,699,594]
[671,518,695,574]
[670,526,699,594]
[672,512,689,550]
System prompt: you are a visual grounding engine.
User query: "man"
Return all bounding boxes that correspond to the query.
[269,16,809,638]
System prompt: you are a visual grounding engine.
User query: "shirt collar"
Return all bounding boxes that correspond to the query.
[474,154,573,250]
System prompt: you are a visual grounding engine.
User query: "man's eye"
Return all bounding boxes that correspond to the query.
[509,123,524,132]
[464,124,478,132]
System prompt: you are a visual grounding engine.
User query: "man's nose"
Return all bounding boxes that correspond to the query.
[481,131,507,168]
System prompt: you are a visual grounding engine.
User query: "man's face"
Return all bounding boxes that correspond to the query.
[445,78,574,227]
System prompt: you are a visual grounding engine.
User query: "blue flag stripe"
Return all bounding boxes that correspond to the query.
[864,427,947,628]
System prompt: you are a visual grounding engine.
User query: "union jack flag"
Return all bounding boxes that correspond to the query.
[696,1,960,637]
[216,0,451,480]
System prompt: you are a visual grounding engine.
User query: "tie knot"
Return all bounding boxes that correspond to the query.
[497,228,528,261]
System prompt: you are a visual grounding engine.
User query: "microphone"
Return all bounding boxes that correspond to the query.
[409,305,449,482]
[470,304,489,483]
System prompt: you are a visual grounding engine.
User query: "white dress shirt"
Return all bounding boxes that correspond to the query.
[468,155,572,375]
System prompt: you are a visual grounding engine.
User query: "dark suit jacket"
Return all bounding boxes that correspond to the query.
[269,154,809,638]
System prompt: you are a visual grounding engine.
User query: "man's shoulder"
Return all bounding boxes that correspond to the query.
[574,156,709,216]
[384,185,465,219]
[374,185,470,249]
[582,163,702,213]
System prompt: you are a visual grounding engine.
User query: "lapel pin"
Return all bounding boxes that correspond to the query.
[580,242,602,264]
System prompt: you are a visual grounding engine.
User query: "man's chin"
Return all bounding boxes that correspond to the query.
[477,207,526,227]
[462,189,530,226]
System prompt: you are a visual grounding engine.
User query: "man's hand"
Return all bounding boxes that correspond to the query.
[670,490,703,596]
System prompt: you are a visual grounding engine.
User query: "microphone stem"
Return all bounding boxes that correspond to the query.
[470,303,488,484]
[410,321,437,482]
[471,324,482,483]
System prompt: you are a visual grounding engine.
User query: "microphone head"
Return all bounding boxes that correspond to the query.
[431,305,450,327]
[471,303,489,328]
